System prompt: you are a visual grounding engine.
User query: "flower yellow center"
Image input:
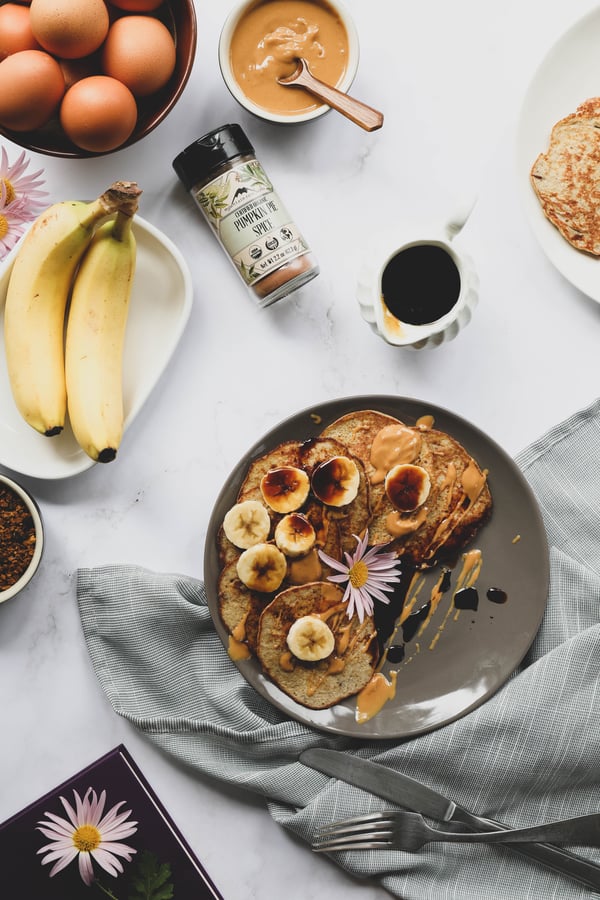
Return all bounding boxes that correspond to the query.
[0,213,7,240]
[1,178,15,205]
[348,560,368,589]
[73,824,101,852]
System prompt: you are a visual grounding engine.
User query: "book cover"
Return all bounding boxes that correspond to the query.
[0,744,224,899]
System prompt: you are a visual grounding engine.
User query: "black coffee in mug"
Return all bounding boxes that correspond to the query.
[381,244,461,326]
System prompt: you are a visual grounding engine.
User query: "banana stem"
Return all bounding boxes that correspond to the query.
[100,181,142,219]
[111,209,135,243]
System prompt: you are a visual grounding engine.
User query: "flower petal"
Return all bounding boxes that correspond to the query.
[78,851,95,886]
[39,810,76,835]
[60,793,81,829]
[91,847,123,877]
[98,841,137,860]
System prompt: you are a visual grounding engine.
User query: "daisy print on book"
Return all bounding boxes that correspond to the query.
[36,786,138,893]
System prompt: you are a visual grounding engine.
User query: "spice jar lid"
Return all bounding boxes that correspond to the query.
[172,124,255,191]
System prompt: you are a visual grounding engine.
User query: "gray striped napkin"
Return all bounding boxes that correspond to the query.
[77,400,600,900]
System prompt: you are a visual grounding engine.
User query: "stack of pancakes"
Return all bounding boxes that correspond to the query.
[217,408,492,710]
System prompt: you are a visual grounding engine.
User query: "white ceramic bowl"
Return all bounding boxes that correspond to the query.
[218,0,360,125]
[0,473,43,603]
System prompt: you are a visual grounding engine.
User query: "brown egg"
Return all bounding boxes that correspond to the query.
[108,0,163,9]
[30,0,109,59]
[59,52,101,89]
[0,3,41,60]
[102,14,176,97]
[0,49,64,130]
[60,75,138,152]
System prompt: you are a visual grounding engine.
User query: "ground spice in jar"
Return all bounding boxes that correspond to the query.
[173,124,319,308]
[0,481,36,591]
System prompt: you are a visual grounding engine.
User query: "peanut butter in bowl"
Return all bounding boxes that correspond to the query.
[219,0,360,124]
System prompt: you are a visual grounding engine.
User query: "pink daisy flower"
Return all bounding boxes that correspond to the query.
[37,787,138,886]
[0,146,47,259]
[318,529,402,622]
[0,146,47,208]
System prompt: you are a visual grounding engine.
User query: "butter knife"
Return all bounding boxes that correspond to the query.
[300,748,600,891]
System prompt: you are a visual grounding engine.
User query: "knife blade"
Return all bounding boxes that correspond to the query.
[300,748,600,891]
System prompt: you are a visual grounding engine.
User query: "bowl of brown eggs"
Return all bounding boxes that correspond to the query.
[0,0,197,157]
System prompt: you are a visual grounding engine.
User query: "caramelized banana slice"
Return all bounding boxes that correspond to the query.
[236,542,287,592]
[274,513,316,558]
[260,465,310,513]
[223,500,271,549]
[286,615,335,661]
[385,463,431,511]
[311,456,360,507]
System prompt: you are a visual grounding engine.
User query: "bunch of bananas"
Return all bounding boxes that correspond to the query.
[3,180,142,463]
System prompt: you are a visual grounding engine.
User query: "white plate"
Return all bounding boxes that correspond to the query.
[516,7,600,301]
[0,215,193,479]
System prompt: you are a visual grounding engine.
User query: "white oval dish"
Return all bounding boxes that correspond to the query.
[0,215,193,479]
[0,473,44,603]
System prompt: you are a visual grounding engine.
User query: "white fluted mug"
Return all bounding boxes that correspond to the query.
[356,216,479,350]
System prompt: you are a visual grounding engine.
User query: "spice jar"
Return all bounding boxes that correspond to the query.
[173,124,319,308]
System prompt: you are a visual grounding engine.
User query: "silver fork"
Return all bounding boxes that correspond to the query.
[313,810,600,853]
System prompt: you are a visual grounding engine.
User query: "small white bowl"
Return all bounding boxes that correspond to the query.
[218,0,360,125]
[0,474,44,603]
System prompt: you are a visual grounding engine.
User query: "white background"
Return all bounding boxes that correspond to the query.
[1,1,600,897]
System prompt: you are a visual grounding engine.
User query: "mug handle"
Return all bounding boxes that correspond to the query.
[445,195,478,240]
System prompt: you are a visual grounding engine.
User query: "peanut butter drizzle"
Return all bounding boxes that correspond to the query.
[429,602,455,650]
[429,549,483,648]
[385,504,428,537]
[327,655,345,674]
[356,671,398,724]
[370,424,422,484]
[232,612,248,642]
[377,570,426,670]
[423,461,488,561]
[228,635,251,661]
[455,548,483,589]
[306,615,369,696]
[414,567,448,637]
[336,623,352,655]
[288,548,323,585]
[279,650,294,672]
[416,414,434,430]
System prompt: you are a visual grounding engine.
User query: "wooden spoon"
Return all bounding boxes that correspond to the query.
[278,58,384,132]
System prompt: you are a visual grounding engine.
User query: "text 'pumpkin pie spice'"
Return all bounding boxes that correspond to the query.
[173,123,319,307]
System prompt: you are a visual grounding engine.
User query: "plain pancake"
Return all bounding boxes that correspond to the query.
[531,98,600,255]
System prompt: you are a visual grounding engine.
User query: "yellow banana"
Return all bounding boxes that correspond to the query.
[3,182,141,436]
[65,206,138,463]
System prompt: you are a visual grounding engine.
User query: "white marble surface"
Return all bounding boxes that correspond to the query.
[1,0,600,897]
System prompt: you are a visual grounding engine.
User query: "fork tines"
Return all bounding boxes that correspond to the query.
[312,812,396,853]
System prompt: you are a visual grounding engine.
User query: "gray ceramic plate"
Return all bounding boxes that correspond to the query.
[204,396,549,739]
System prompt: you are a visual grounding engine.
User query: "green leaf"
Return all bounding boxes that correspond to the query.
[128,851,174,900]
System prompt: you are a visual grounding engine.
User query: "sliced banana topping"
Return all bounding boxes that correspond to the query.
[236,542,287,593]
[260,465,310,514]
[385,463,431,511]
[274,513,316,558]
[223,500,271,549]
[286,615,335,662]
[311,455,360,507]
